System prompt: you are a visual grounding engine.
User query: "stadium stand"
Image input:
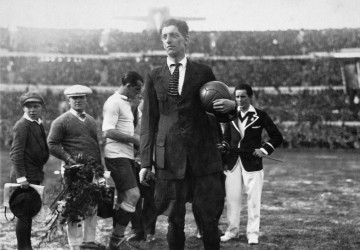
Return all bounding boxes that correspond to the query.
[0,27,359,149]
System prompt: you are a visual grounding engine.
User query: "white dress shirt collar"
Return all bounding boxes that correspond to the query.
[238,104,256,117]
[70,108,86,121]
[237,105,256,138]
[23,113,42,124]
[166,57,187,69]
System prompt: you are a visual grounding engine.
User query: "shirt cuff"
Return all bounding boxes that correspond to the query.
[260,148,269,155]
[16,177,27,183]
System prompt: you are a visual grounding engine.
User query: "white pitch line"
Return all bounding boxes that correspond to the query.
[314,155,339,159]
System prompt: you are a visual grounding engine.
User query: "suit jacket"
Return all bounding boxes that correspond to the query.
[10,117,49,182]
[223,107,283,172]
[140,59,224,179]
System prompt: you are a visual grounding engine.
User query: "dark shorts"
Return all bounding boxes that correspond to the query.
[104,157,138,193]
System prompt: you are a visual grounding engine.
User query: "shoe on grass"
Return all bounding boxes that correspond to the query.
[80,241,106,249]
[195,228,202,239]
[108,236,136,250]
[220,232,238,242]
[145,234,156,242]
[126,233,144,242]
[248,236,259,245]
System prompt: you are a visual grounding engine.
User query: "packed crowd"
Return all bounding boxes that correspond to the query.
[279,122,360,149]
[1,88,359,150]
[0,27,359,151]
[1,27,360,55]
[0,57,152,86]
[0,56,343,87]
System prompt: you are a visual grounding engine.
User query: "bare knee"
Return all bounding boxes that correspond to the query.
[119,187,140,206]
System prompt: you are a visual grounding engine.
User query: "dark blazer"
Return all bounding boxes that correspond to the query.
[223,107,283,172]
[140,59,224,179]
[10,117,49,182]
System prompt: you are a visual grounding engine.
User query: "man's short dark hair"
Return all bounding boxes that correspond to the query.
[235,83,253,98]
[121,71,143,86]
[160,18,189,38]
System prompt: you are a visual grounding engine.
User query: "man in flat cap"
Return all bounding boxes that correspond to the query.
[10,91,49,250]
[47,85,103,250]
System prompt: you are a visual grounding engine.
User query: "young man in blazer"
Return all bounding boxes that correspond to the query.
[220,83,283,245]
[10,91,49,250]
[139,18,236,250]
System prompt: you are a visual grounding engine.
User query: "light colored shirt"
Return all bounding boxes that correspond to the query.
[237,105,268,155]
[23,113,42,125]
[70,108,86,122]
[102,92,134,159]
[237,105,256,139]
[167,57,187,95]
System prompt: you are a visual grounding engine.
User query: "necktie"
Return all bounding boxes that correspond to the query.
[168,63,181,96]
[78,112,86,119]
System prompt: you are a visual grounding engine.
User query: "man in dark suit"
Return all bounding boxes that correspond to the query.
[139,18,236,250]
[220,83,283,245]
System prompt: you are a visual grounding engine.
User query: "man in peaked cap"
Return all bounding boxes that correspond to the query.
[64,84,93,97]
[19,91,45,107]
[10,91,49,250]
[47,85,104,250]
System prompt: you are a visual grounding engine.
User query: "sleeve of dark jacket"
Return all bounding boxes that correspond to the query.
[140,70,160,168]
[261,111,283,155]
[10,120,29,178]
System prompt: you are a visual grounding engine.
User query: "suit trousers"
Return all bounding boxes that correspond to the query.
[224,157,264,240]
[67,206,97,247]
[155,170,224,250]
[15,180,40,250]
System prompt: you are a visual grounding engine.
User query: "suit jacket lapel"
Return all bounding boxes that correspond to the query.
[231,119,241,135]
[180,59,199,98]
[156,64,171,93]
[29,123,48,152]
[230,117,243,146]
[245,112,259,130]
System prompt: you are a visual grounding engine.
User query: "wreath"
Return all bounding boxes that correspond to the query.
[60,155,105,224]
[40,155,106,247]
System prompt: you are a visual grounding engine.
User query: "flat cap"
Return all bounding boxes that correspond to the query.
[64,85,93,97]
[19,92,45,106]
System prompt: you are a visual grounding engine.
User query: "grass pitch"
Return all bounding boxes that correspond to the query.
[1,148,360,249]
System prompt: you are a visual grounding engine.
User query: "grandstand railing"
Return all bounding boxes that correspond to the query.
[3,50,360,60]
[0,83,346,95]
